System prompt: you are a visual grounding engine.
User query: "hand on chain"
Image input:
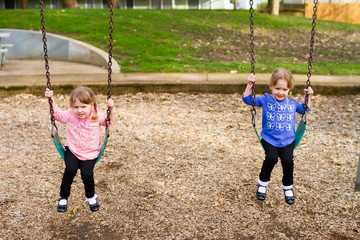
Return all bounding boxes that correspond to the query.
[304,87,314,96]
[106,99,114,109]
[45,88,53,98]
[248,74,256,85]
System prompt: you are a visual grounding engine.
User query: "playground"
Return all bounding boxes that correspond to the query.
[0,1,359,238]
[0,91,359,239]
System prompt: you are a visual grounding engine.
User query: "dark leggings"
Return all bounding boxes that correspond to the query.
[60,147,96,199]
[259,139,295,187]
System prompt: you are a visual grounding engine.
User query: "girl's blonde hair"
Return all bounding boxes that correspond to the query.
[270,68,293,88]
[270,67,295,99]
[69,86,98,120]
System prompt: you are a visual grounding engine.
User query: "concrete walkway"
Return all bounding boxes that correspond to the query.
[0,59,359,89]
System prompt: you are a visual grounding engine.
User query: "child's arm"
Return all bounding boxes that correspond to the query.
[106,99,115,124]
[304,86,314,108]
[243,74,256,97]
[45,88,69,122]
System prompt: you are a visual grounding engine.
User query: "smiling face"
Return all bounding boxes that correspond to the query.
[73,98,93,119]
[271,79,290,101]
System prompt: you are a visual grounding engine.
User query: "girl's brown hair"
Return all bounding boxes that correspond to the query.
[69,86,98,120]
[270,67,295,99]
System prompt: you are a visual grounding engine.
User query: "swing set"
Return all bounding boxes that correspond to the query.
[40,0,114,164]
[40,0,317,160]
[248,0,318,149]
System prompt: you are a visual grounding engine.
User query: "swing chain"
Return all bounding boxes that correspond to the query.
[249,0,257,126]
[40,0,57,138]
[105,0,114,138]
[306,0,318,85]
[303,0,318,119]
[249,0,255,75]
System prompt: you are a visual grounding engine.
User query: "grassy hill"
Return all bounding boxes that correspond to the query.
[0,9,359,75]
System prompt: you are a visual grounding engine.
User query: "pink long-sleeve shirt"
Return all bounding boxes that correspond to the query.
[52,105,112,160]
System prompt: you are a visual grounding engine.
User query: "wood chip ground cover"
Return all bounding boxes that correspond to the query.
[0,93,359,239]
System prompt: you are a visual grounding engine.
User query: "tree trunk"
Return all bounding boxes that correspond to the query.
[113,0,121,8]
[21,0,28,9]
[268,0,280,16]
[63,0,78,8]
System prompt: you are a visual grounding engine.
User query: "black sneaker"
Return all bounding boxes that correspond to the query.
[57,198,67,213]
[256,185,267,201]
[284,189,295,205]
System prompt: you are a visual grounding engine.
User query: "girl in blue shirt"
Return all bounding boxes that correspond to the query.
[242,68,314,205]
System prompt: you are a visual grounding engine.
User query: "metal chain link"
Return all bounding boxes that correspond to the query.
[249,0,257,127]
[105,0,114,138]
[303,0,318,120]
[40,0,57,137]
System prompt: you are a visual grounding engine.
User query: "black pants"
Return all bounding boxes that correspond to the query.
[60,147,96,199]
[259,139,295,187]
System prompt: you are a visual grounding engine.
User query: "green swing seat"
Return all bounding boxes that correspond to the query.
[294,119,306,149]
[253,119,306,150]
[52,131,65,160]
[52,130,109,164]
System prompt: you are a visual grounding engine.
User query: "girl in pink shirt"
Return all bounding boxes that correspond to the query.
[45,86,114,213]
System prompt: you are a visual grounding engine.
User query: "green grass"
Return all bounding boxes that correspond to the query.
[0,9,359,75]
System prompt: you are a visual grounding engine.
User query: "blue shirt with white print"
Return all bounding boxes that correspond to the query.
[242,93,309,148]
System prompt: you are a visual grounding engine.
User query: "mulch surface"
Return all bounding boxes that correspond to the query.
[1,92,359,239]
